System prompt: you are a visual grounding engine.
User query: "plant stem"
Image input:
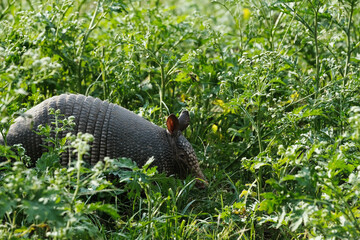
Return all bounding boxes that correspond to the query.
[0,0,15,21]
[314,5,320,99]
[145,186,152,237]
[257,89,263,154]
[159,62,166,112]
[310,1,321,132]
[72,152,82,204]
[256,77,264,240]
[340,1,355,134]
[344,1,355,80]
[76,0,101,92]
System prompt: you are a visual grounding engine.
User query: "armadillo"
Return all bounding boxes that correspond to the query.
[0,94,207,188]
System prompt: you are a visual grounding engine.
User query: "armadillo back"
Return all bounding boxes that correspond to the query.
[3,94,175,173]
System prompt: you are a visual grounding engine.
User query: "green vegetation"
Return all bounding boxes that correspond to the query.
[1,0,360,239]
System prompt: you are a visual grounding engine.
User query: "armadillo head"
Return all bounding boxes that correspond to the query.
[166,111,208,189]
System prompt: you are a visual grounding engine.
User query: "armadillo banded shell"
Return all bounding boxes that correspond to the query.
[4,94,176,173]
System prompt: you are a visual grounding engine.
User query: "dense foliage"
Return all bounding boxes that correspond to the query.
[1,0,360,239]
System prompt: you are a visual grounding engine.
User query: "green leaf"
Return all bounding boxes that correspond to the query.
[259,198,276,214]
[36,152,61,171]
[290,217,302,231]
[113,157,138,170]
[280,175,296,182]
[0,193,16,218]
[253,162,270,169]
[88,203,120,219]
[22,197,64,225]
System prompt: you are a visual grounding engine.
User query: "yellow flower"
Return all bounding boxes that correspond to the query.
[212,124,218,133]
[214,99,225,107]
[284,91,299,105]
[181,94,186,102]
[243,8,251,20]
[239,190,248,198]
[290,91,299,100]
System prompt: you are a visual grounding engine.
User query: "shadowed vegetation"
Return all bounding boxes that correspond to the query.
[1,0,360,239]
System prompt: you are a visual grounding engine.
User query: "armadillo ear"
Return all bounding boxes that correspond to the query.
[178,110,190,131]
[167,114,180,135]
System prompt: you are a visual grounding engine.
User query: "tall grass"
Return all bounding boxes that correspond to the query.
[0,0,360,239]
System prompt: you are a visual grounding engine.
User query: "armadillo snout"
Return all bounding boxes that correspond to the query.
[192,162,208,189]
[195,178,208,189]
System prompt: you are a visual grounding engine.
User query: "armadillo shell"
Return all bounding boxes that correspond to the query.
[3,94,175,173]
